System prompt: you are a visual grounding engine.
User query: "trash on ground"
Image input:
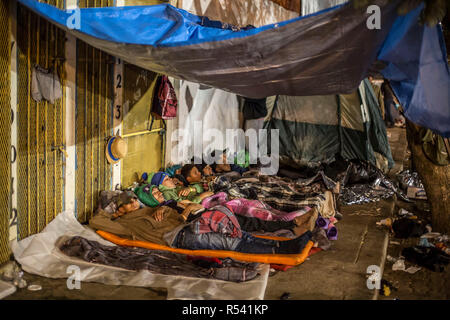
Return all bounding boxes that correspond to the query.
[418,238,434,248]
[376,218,392,228]
[397,170,427,200]
[0,261,20,282]
[280,292,291,300]
[386,255,398,263]
[401,246,450,272]
[420,232,441,239]
[379,279,396,297]
[404,266,421,274]
[339,162,410,205]
[392,218,427,239]
[13,271,27,289]
[398,209,415,217]
[397,170,424,190]
[389,255,422,274]
[27,284,43,291]
[435,243,450,255]
[392,259,406,271]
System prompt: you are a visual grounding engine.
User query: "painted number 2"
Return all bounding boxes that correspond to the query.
[116,74,122,89]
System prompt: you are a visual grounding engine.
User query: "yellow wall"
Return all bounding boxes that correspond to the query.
[121,63,163,188]
[118,0,166,188]
[0,0,11,264]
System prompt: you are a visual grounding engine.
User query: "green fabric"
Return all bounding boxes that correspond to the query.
[265,119,340,167]
[159,185,183,202]
[134,184,160,207]
[233,150,250,168]
[189,183,204,194]
[340,126,371,163]
[159,185,202,203]
[362,79,394,168]
[421,129,450,166]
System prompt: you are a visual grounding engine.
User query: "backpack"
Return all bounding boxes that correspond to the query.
[152,75,177,120]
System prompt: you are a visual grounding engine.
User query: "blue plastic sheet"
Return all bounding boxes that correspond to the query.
[378,4,450,137]
[16,0,450,137]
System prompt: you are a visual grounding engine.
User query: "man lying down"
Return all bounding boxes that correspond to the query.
[88,191,316,255]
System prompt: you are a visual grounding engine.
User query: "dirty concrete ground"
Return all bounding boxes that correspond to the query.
[378,127,450,300]
[3,199,393,300]
[378,199,450,300]
[2,128,449,300]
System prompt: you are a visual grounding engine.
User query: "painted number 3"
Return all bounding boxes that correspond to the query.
[115,105,121,119]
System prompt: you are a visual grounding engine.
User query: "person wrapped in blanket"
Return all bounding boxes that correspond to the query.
[164,162,336,242]
[89,190,316,254]
[210,174,337,217]
[152,164,321,231]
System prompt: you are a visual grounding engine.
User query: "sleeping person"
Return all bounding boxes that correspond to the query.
[149,171,213,204]
[202,191,314,222]
[89,192,314,254]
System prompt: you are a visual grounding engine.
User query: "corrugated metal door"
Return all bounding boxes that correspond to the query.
[75,0,114,223]
[0,0,11,264]
[16,2,65,239]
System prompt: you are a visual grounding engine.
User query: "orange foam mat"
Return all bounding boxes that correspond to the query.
[96,230,314,266]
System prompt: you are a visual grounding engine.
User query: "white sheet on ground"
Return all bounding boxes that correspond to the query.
[11,211,269,300]
[0,280,16,300]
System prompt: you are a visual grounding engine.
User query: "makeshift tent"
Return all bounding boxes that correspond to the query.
[265,79,394,170]
[17,0,450,137]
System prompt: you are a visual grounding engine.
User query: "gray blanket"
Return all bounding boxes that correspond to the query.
[59,236,260,283]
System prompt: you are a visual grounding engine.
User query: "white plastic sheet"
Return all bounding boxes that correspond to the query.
[170,0,298,165]
[174,82,240,164]
[11,211,269,300]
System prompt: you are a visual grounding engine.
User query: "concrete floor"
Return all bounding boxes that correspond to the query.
[2,199,393,300]
[3,127,448,300]
[264,200,393,300]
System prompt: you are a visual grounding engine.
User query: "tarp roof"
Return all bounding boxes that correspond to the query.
[17,0,450,137]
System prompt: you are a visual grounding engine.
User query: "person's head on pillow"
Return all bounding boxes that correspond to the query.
[135,184,165,207]
[151,171,176,188]
[181,164,202,184]
[114,191,140,215]
[196,163,213,177]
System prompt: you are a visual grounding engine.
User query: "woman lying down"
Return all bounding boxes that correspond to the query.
[88,191,317,255]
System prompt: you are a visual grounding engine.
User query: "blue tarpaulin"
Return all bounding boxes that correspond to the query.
[16,0,450,137]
